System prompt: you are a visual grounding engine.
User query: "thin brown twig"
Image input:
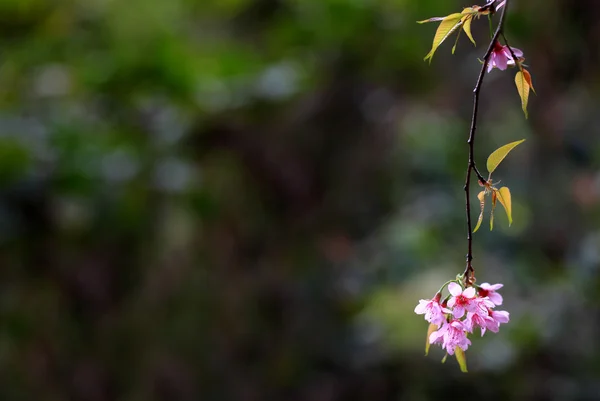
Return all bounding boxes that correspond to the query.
[463,0,510,286]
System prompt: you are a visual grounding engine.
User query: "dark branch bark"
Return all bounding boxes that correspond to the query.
[463,0,510,285]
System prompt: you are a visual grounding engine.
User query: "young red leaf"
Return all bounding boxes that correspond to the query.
[522,68,536,95]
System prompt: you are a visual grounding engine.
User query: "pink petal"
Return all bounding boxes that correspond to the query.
[448,282,462,297]
[496,1,506,10]
[447,298,456,308]
[493,310,510,323]
[450,320,464,330]
[414,300,428,314]
[495,52,508,70]
[511,48,523,58]
[463,287,476,298]
[482,298,495,308]
[453,306,465,319]
[487,55,496,73]
[489,292,503,305]
[429,329,444,344]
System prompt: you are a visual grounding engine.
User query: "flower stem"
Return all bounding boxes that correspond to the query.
[437,280,459,295]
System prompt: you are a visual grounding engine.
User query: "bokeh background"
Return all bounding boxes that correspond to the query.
[1,0,599,399]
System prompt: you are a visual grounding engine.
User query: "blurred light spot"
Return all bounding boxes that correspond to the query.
[101,149,139,183]
[34,64,72,97]
[154,158,194,193]
[255,62,299,100]
[195,79,232,113]
[53,197,93,232]
[152,106,188,145]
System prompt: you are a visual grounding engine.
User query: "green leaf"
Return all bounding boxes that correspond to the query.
[455,348,468,372]
[496,187,512,226]
[473,190,486,233]
[486,139,526,175]
[425,323,437,356]
[441,353,448,363]
[462,15,476,46]
[515,70,530,118]
[423,13,464,63]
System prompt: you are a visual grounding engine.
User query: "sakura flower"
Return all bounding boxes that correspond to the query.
[487,41,523,73]
[471,295,495,317]
[484,310,510,333]
[464,311,494,336]
[429,320,471,355]
[478,282,504,305]
[447,282,476,318]
[414,293,450,326]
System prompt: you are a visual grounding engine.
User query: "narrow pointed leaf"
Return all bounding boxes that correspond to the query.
[462,15,476,46]
[423,13,464,63]
[441,353,448,363]
[473,191,486,233]
[451,26,463,54]
[496,187,513,226]
[515,70,530,118]
[523,68,536,95]
[490,191,497,231]
[455,348,468,372]
[461,7,475,14]
[417,16,446,23]
[425,323,437,356]
[486,139,526,175]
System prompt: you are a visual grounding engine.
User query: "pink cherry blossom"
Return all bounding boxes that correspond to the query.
[471,295,495,317]
[414,293,450,326]
[429,320,471,355]
[447,282,476,319]
[464,311,494,336]
[484,310,510,333]
[478,282,504,306]
[487,41,523,73]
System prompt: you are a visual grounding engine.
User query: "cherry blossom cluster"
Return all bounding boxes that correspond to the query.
[414,282,509,356]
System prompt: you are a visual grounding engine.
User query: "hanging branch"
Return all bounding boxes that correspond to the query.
[415,0,531,371]
[462,0,510,286]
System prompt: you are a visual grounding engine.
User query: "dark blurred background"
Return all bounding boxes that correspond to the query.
[1,0,600,400]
